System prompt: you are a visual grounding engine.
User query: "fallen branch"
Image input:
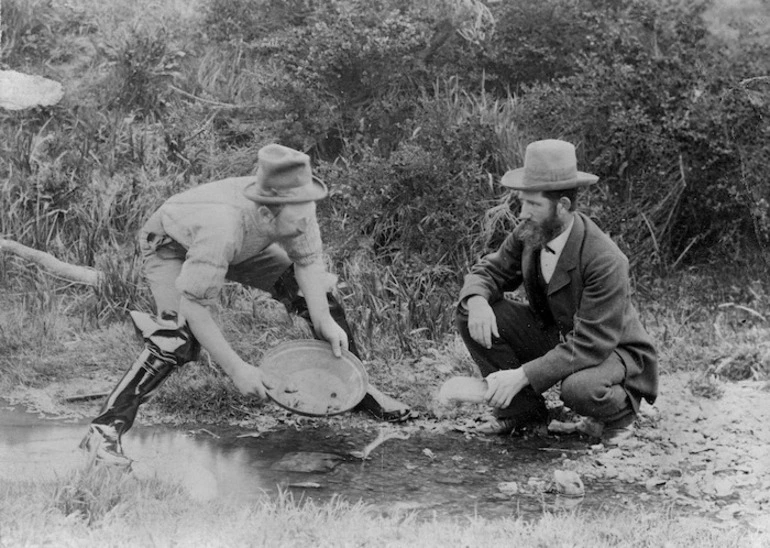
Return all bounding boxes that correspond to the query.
[349,428,411,460]
[0,238,103,286]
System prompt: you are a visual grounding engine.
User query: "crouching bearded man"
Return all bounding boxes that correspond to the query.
[455,139,658,445]
[81,144,413,466]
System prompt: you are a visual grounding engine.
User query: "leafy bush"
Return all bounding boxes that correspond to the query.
[248,0,434,155]
[479,0,606,94]
[98,28,185,119]
[504,0,770,268]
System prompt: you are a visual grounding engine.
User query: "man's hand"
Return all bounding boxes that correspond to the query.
[229,361,268,400]
[467,296,499,349]
[484,368,529,409]
[314,316,349,357]
[293,261,349,358]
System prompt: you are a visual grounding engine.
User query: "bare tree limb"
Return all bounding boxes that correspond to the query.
[0,238,103,286]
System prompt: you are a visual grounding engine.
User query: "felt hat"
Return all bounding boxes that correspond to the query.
[501,139,599,191]
[243,144,328,203]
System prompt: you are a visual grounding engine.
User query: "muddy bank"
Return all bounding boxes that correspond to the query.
[3,368,769,531]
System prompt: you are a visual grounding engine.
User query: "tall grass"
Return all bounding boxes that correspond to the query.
[1,467,763,547]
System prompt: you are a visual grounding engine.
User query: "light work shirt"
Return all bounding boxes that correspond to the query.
[147,177,323,305]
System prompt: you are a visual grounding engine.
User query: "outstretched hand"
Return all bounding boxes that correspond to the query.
[229,361,268,401]
[484,368,530,409]
[314,316,349,357]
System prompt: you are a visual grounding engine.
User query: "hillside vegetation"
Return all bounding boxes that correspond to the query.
[1,0,768,360]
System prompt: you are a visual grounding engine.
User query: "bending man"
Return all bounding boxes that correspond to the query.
[81,144,412,466]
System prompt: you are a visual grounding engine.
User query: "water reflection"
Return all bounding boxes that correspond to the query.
[0,406,272,501]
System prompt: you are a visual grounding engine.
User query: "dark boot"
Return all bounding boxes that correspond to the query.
[271,266,413,422]
[80,311,200,466]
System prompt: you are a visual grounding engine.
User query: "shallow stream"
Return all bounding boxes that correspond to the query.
[0,404,655,520]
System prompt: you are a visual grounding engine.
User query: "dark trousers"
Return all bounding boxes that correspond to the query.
[455,299,635,424]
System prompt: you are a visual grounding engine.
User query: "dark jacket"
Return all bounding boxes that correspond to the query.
[459,212,658,406]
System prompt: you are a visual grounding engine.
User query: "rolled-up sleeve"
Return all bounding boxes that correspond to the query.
[173,216,241,307]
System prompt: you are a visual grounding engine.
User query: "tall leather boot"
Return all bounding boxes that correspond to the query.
[271,266,413,422]
[79,310,200,466]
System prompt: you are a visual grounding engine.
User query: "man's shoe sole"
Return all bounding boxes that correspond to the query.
[356,392,415,422]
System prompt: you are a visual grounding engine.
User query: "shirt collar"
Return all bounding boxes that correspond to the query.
[545,214,574,256]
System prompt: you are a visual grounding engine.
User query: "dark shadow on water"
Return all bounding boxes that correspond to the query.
[0,404,660,520]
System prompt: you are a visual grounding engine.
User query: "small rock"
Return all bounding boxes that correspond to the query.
[602,465,619,479]
[645,477,667,491]
[552,470,585,497]
[0,70,64,110]
[270,452,343,473]
[288,482,321,489]
[548,419,579,434]
[711,478,734,498]
[497,481,519,495]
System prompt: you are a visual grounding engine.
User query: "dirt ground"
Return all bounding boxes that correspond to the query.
[6,362,770,532]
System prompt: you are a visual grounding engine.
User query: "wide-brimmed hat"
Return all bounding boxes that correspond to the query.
[501,139,599,191]
[243,144,328,204]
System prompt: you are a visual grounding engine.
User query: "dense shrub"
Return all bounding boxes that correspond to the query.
[3,0,768,341]
[479,0,606,94]
[504,0,770,267]
[248,0,435,156]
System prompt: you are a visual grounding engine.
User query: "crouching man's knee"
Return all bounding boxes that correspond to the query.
[560,371,619,418]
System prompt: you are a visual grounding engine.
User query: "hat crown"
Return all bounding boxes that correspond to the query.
[244,144,328,203]
[258,144,311,184]
[524,139,578,183]
[500,139,598,191]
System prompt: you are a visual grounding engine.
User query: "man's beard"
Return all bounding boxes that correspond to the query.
[514,205,565,248]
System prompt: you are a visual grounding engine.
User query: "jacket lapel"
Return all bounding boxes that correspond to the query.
[522,244,539,298]
[547,213,585,296]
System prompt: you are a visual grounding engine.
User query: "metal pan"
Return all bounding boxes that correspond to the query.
[260,339,368,417]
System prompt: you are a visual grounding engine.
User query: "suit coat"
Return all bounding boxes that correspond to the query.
[459,212,658,406]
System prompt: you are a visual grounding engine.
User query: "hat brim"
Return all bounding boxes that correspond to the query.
[501,168,599,191]
[243,176,328,204]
